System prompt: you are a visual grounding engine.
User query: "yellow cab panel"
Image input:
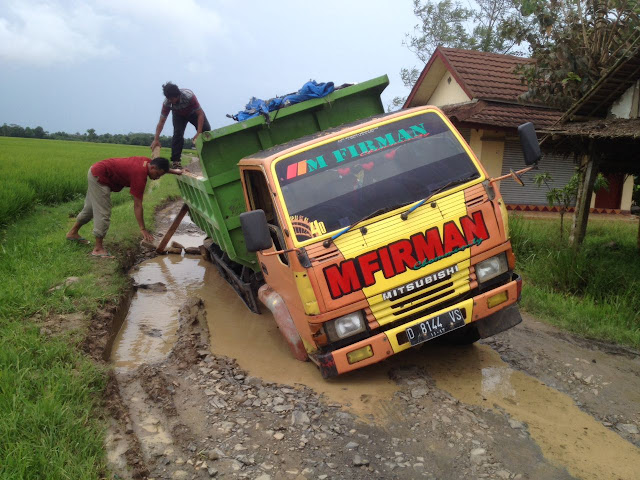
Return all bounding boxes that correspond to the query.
[255,106,522,377]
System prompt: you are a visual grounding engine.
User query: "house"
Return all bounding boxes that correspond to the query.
[403,46,636,212]
[539,33,640,244]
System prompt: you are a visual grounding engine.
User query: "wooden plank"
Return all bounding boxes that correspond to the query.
[156,203,189,253]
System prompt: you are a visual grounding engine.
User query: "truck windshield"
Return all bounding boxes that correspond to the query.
[274,111,481,242]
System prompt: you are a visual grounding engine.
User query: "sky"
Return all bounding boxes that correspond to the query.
[0,0,421,137]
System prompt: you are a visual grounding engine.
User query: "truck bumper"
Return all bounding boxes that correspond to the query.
[312,273,522,378]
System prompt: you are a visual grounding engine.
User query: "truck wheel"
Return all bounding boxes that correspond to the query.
[441,323,480,345]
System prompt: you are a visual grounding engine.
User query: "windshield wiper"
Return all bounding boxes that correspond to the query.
[323,202,412,248]
[400,174,480,221]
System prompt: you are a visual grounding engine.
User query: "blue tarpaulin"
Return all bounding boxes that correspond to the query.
[228,80,335,122]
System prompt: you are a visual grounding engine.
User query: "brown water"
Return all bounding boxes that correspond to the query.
[202,274,640,478]
[419,344,640,480]
[110,231,207,369]
[112,231,640,479]
[203,266,398,420]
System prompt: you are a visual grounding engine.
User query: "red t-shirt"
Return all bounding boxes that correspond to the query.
[91,157,149,199]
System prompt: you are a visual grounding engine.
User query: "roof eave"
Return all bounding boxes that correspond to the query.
[403,46,475,109]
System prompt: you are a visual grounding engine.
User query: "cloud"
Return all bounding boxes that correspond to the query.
[97,0,227,57]
[0,1,116,66]
[99,0,224,32]
[0,0,226,67]
[185,61,213,74]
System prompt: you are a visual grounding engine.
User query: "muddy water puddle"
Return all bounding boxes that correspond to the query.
[203,268,398,420]
[112,226,640,479]
[110,229,206,369]
[418,344,640,480]
[202,273,640,478]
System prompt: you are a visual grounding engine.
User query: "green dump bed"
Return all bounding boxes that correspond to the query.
[177,75,389,271]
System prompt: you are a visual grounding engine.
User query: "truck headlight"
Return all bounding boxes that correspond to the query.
[475,253,508,283]
[324,311,366,342]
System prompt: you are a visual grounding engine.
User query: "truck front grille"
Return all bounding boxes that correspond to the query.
[367,263,472,328]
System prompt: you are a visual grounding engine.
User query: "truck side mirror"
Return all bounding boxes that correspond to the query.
[518,122,541,166]
[240,210,273,252]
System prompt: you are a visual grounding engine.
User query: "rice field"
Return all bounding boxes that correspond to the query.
[0,137,172,228]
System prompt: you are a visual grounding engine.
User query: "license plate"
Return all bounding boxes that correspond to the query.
[405,308,465,346]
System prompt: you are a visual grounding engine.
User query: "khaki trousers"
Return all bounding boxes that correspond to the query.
[76,169,112,239]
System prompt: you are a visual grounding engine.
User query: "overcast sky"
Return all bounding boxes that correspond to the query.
[0,0,421,137]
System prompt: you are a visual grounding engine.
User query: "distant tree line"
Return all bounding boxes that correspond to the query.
[0,123,194,149]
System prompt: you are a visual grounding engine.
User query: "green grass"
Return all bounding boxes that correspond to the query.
[510,213,640,348]
[0,138,181,479]
[0,323,105,480]
[0,137,173,227]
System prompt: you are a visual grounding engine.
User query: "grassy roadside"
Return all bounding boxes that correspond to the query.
[510,213,640,349]
[0,169,180,479]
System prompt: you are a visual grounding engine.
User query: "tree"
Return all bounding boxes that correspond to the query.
[516,0,640,108]
[86,128,98,142]
[392,0,527,109]
[0,123,175,149]
[534,169,608,239]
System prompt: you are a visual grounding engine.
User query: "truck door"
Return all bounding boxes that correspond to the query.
[243,169,297,297]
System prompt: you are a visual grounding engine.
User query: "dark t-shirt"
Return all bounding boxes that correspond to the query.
[160,89,202,118]
[91,157,149,199]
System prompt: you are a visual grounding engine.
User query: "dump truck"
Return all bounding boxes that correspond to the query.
[176,75,540,377]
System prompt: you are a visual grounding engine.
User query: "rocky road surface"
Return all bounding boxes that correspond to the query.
[105,298,640,480]
[101,200,640,480]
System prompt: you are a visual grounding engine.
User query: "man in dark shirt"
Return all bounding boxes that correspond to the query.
[66,157,181,257]
[150,82,210,169]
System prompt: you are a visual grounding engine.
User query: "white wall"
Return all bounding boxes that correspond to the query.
[610,80,640,119]
[429,73,470,107]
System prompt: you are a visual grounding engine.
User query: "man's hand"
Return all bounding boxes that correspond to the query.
[193,132,200,144]
[141,229,154,242]
[150,139,160,150]
[169,168,183,175]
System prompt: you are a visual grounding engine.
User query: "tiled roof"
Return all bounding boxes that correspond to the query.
[540,117,640,139]
[440,47,532,101]
[442,101,562,129]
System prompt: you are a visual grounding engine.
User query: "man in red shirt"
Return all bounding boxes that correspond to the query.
[150,82,210,169]
[66,157,181,258]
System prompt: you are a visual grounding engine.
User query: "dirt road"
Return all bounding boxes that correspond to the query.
[103,203,640,480]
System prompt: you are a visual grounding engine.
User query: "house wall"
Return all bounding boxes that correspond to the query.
[407,57,449,107]
[463,128,632,210]
[468,128,504,179]
[429,73,470,107]
[610,80,640,119]
[607,81,638,210]
[584,164,634,211]
[620,175,634,210]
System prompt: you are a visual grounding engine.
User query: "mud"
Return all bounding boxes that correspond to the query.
[203,270,399,421]
[103,201,640,479]
[111,255,207,369]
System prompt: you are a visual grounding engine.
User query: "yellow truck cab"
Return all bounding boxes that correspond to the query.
[238,105,534,377]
